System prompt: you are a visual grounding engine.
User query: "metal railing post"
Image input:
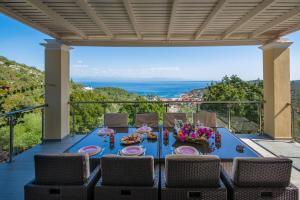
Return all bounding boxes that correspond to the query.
[8,115,14,162]
[134,102,138,115]
[165,103,169,113]
[258,103,262,134]
[72,106,75,134]
[102,103,107,127]
[228,104,231,131]
[41,108,45,142]
[102,103,108,115]
[291,104,295,140]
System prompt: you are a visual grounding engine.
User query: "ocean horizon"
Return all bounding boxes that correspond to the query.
[78,81,213,98]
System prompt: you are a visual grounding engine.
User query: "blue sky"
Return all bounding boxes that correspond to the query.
[0,13,299,81]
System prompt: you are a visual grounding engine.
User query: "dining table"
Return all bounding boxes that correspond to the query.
[161,127,260,161]
[66,126,260,163]
[66,127,160,161]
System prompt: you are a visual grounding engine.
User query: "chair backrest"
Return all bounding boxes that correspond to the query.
[135,113,159,128]
[165,155,220,187]
[104,113,128,128]
[232,157,292,187]
[163,113,187,128]
[193,111,217,127]
[101,155,154,186]
[34,153,90,185]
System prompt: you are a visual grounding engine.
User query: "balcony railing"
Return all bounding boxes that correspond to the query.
[2,100,299,163]
[69,100,264,135]
[292,100,300,142]
[0,104,46,162]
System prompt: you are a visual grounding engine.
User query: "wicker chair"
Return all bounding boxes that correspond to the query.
[193,111,217,127]
[161,155,227,200]
[94,154,158,200]
[163,113,187,128]
[104,113,128,132]
[135,113,159,128]
[221,158,299,200]
[24,153,101,200]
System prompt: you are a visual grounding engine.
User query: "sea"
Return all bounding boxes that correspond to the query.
[78,81,213,98]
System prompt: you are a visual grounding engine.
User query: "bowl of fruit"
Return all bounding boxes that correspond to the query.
[121,133,142,145]
[147,132,157,140]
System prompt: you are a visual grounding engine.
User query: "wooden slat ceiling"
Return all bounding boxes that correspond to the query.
[1,0,300,46]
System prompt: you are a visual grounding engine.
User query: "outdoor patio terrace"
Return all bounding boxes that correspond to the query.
[0,102,300,200]
[0,123,300,200]
[1,0,300,199]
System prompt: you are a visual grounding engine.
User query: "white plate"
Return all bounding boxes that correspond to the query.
[120,146,144,156]
[98,128,114,136]
[136,126,152,133]
[78,145,102,156]
[174,146,199,155]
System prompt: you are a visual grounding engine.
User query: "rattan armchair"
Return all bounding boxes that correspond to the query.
[135,112,159,130]
[193,111,217,127]
[163,113,187,128]
[104,113,128,128]
[161,155,227,200]
[24,153,101,200]
[221,157,299,200]
[94,154,158,200]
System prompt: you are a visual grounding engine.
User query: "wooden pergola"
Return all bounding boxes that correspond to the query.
[1,0,300,46]
[1,0,300,140]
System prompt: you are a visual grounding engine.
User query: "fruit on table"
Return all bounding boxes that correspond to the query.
[121,133,141,144]
[147,132,157,139]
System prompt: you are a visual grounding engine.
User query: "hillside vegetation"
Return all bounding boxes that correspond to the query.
[0,56,151,161]
[1,55,300,162]
[0,56,44,112]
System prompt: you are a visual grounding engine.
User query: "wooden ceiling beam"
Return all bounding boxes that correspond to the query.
[252,5,300,38]
[76,0,113,38]
[63,39,264,47]
[167,0,179,40]
[25,0,86,39]
[194,0,227,40]
[0,4,60,39]
[222,0,275,39]
[123,0,141,39]
[279,23,300,36]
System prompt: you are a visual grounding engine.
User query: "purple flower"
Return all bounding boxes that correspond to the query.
[206,131,212,138]
[179,134,186,142]
[190,132,197,139]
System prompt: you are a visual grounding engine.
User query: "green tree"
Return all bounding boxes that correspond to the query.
[202,75,263,132]
[119,96,165,125]
[70,89,108,133]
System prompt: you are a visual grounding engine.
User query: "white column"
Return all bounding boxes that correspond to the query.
[42,39,71,140]
[260,39,293,139]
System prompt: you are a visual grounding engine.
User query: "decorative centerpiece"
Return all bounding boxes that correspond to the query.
[174,120,214,144]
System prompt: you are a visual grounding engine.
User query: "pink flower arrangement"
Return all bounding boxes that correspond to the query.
[197,127,213,139]
[175,123,214,144]
[178,131,187,142]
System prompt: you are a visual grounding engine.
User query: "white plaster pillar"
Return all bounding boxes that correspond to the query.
[260,39,293,139]
[42,39,71,140]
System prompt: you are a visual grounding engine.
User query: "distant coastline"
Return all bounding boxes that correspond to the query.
[78,80,213,99]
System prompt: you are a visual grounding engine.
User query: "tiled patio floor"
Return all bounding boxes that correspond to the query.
[0,135,84,200]
[0,132,299,200]
[238,133,300,199]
